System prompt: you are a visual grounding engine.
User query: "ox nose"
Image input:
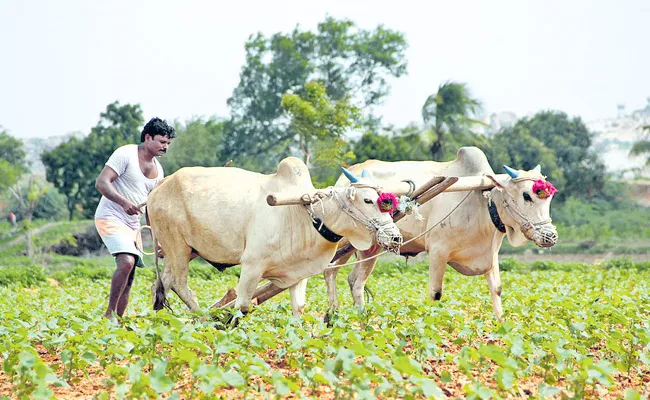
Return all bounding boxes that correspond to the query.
[536,226,558,248]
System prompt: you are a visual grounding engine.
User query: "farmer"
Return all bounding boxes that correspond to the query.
[8,211,17,229]
[94,117,175,320]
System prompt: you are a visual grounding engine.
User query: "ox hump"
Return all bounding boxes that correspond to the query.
[274,157,312,186]
[455,147,494,175]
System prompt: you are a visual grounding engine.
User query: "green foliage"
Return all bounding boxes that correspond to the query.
[0,258,648,397]
[41,137,91,220]
[5,181,67,221]
[0,265,46,286]
[0,128,27,171]
[421,81,484,160]
[281,81,359,170]
[0,128,27,190]
[486,111,605,201]
[225,17,407,171]
[161,117,228,174]
[42,102,144,219]
[553,197,650,241]
[484,124,564,187]
[629,125,650,167]
[352,124,430,163]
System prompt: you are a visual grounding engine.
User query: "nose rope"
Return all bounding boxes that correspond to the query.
[331,189,403,253]
[486,182,558,246]
[326,189,473,270]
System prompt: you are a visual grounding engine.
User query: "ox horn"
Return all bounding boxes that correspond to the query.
[503,165,520,179]
[361,169,370,178]
[533,164,541,173]
[341,167,359,183]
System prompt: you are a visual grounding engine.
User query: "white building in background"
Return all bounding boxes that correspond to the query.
[587,99,650,178]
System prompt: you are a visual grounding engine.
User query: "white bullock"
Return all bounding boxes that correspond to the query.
[324,147,558,320]
[147,157,403,317]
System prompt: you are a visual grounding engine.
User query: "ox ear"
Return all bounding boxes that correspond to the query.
[486,174,506,191]
[345,187,357,201]
[533,164,541,173]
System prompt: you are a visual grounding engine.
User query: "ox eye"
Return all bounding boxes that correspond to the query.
[364,199,373,204]
[523,192,533,202]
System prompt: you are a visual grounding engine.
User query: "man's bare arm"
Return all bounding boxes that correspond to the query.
[95,166,142,215]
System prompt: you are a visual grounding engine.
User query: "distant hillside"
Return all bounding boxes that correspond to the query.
[24,131,86,176]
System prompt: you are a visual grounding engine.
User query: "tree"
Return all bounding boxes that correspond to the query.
[42,102,144,219]
[512,111,605,200]
[0,128,27,170]
[0,128,27,190]
[482,111,605,201]
[41,137,90,220]
[484,125,564,192]
[352,124,430,163]
[281,81,359,168]
[421,81,483,160]
[224,17,407,170]
[9,176,48,257]
[630,125,650,168]
[161,117,227,174]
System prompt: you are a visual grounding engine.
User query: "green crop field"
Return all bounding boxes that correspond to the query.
[0,259,649,399]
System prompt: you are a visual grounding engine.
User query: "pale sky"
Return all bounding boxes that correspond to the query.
[1,0,649,139]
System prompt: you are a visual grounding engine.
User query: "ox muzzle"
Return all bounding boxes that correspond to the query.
[370,219,403,253]
[521,222,558,248]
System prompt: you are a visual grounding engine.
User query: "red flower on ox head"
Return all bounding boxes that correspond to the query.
[532,179,557,199]
[377,192,399,213]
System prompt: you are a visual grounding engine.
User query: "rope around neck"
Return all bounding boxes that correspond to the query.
[325,190,473,270]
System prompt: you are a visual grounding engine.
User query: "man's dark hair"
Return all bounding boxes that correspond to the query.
[141,117,176,142]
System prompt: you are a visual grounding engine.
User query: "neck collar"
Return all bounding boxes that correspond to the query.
[312,217,343,243]
[485,190,506,233]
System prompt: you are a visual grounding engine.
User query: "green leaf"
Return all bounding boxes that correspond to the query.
[222,371,245,388]
[393,356,422,376]
[478,345,507,366]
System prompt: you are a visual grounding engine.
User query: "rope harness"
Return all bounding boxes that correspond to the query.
[326,189,474,270]
[484,176,558,247]
[304,183,403,253]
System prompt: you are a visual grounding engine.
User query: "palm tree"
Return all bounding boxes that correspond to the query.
[421,81,483,160]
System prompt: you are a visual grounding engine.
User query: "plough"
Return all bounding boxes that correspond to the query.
[210,174,508,309]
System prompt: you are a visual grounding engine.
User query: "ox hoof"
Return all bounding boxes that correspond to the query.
[433,291,442,301]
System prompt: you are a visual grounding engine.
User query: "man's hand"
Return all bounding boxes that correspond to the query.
[122,200,143,216]
[156,243,165,259]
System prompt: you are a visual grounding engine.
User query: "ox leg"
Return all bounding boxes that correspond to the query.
[429,253,447,303]
[166,246,200,313]
[289,278,308,318]
[234,267,264,315]
[323,251,354,323]
[347,248,381,309]
[485,262,504,321]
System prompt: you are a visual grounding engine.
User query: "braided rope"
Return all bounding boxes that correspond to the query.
[325,190,474,270]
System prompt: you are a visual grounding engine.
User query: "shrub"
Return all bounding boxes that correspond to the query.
[0,265,46,287]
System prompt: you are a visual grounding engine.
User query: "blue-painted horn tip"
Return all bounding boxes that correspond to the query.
[503,165,519,178]
[341,167,359,183]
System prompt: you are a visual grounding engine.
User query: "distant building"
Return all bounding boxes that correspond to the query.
[587,101,650,178]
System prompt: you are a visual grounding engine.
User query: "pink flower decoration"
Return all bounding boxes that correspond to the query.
[377,192,399,213]
[532,179,557,199]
